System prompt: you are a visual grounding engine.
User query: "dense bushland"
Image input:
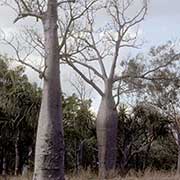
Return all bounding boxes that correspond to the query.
[0,57,178,177]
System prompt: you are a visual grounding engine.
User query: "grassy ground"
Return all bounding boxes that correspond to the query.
[0,171,179,180]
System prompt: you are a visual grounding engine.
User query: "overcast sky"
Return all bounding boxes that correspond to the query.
[143,0,180,46]
[0,0,180,111]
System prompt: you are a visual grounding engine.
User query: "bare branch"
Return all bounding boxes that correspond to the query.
[10,0,43,23]
[69,58,104,80]
[14,12,43,23]
[141,53,180,77]
[57,0,75,7]
[115,80,121,107]
[65,59,104,96]
[113,53,180,83]
[86,9,108,79]
[109,32,121,80]
[0,32,43,76]
[108,0,147,80]
[58,0,96,52]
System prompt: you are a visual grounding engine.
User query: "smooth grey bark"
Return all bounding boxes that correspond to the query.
[96,81,118,179]
[14,130,20,176]
[33,0,64,179]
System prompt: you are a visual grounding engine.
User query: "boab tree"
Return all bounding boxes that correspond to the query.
[0,0,96,179]
[61,0,147,178]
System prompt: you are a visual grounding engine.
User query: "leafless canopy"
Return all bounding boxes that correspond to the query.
[0,0,96,78]
[58,0,147,99]
[1,0,179,106]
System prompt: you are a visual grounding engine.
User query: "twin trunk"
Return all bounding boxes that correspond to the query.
[32,1,117,179]
[97,84,118,179]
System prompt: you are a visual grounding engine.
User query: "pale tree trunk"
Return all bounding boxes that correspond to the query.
[33,0,64,180]
[15,130,20,176]
[96,82,118,179]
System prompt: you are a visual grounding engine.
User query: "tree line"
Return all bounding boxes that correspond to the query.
[0,55,179,177]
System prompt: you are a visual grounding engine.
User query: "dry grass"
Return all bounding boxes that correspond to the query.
[0,170,179,180]
[67,170,180,180]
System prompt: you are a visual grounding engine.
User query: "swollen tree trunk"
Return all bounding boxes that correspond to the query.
[15,130,20,176]
[96,82,118,179]
[33,1,64,179]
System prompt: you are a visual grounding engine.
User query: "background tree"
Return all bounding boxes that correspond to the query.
[0,56,41,176]
[62,94,97,172]
[0,54,179,178]
[123,42,180,174]
[117,104,169,175]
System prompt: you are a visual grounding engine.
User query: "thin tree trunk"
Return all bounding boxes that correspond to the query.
[2,157,6,176]
[33,0,64,179]
[119,146,130,176]
[177,133,180,175]
[143,143,151,172]
[177,145,180,175]
[2,155,7,180]
[96,82,118,179]
[15,130,20,176]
